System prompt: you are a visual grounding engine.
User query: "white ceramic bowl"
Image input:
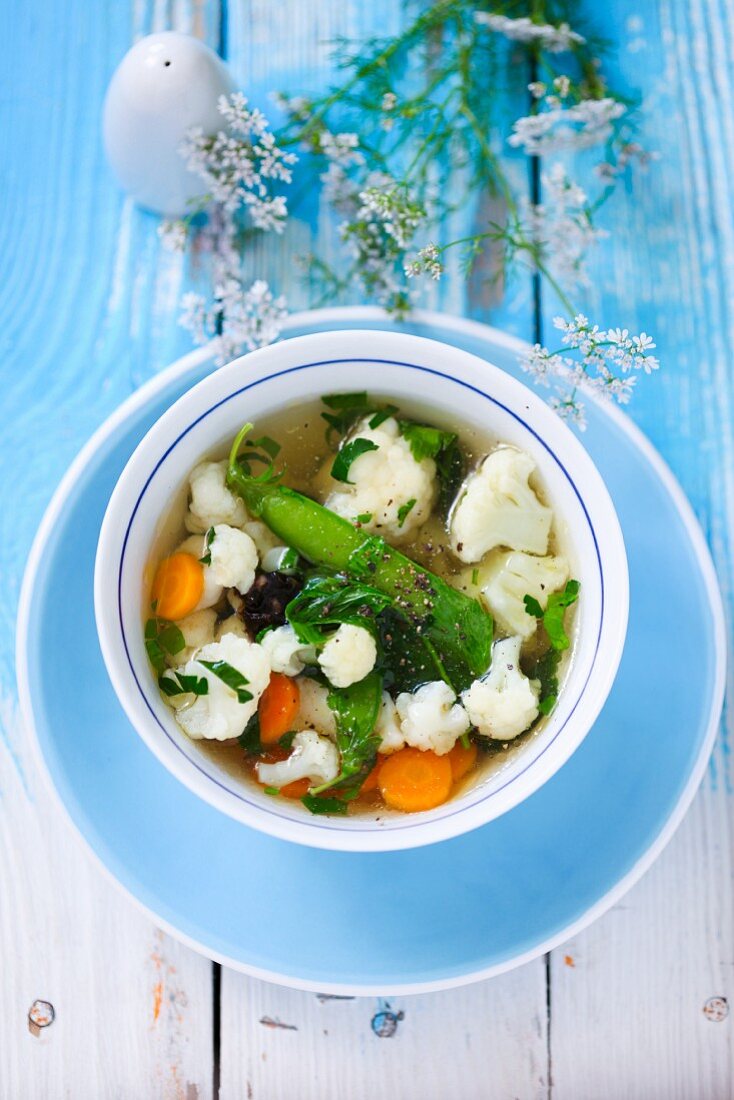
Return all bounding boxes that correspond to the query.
[95,329,628,852]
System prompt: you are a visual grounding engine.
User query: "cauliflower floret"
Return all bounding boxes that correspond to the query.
[207,524,258,594]
[171,608,218,663]
[261,625,317,677]
[177,535,223,611]
[167,633,270,741]
[176,524,257,613]
[185,460,248,533]
[215,616,249,643]
[395,680,469,756]
[243,520,282,558]
[375,692,405,755]
[461,636,540,741]
[324,416,436,540]
[296,677,336,738]
[318,624,377,689]
[450,447,552,563]
[256,730,339,789]
[480,551,569,638]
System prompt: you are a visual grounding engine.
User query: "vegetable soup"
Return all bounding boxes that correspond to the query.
[144,392,579,817]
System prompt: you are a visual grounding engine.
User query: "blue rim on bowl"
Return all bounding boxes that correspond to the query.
[95,329,628,852]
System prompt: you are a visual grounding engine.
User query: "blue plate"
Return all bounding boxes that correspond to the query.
[17,309,725,993]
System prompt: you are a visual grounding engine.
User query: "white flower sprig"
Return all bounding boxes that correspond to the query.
[180,279,287,365]
[509,84,627,156]
[160,93,296,366]
[520,315,659,427]
[522,163,607,289]
[474,13,585,53]
[182,91,296,228]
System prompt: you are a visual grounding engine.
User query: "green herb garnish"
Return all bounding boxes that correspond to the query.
[400,422,464,518]
[320,392,372,439]
[354,512,373,525]
[396,497,417,528]
[368,404,399,429]
[238,713,262,753]
[527,648,562,716]
[330,438,379,483]
[523,580,580,651]
[301,793,350,815]
[322,391,369,410]
[198,659,253,703]
[263,786,280,796]
[145,617,185,675]
[471,568,479,586]
[309,671,383,800]
[286,573,392,646]
[227,428,493,692]
[199,526,216,565]
[158,670,209,697]
[400,422,457,462]
[246,434,281,459]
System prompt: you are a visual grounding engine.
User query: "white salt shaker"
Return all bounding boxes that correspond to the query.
[103,32,235,217]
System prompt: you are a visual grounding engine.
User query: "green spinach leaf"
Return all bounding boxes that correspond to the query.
[286,573,392,646]
[309,671,383,798]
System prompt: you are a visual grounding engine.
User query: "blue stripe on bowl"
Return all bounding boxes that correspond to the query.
[118,358,604,831]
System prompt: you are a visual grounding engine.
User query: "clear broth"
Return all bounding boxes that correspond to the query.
[148,395,575,813]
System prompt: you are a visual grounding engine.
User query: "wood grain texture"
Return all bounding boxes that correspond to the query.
[1,0,733,1095]
[543,3,734,1097]
[0,2,218,1097]
[219,7,552,1097]
[0,702,214,1100]
[220,968,549,1100]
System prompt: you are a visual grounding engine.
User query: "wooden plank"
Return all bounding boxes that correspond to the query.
[0,704,215,1099]
[0,0,220,1095]
[220,967,549,1100]
[550,799,733,1100]
[219,7,549,1099]
[546,2,734,1096]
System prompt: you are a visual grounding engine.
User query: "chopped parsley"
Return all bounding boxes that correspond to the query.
[158,670,209,697]
[523,580,580,651]
[400,422,457,462]
[245,434,281,460]
[330,438,379,483]
[354,512,373,525]
[238,713,262,753]
[198,659,253,703]
[144,616,185,675]
[397,498,417,528]
[301,793,349,815]
[320,393,401,441]
[368,404,399,429]
[527,648,562,716]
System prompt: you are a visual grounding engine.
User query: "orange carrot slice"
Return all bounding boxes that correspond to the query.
[279,777,312,799]
[378,747,453,813]
[258,673,301,744]
[360,759,383,793]
[448,740,478,782]
[151,552,204,621]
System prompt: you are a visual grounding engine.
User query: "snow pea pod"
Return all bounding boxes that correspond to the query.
[227,425,493,691]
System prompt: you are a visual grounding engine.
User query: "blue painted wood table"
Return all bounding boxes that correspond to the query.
[1,2,731,1096]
